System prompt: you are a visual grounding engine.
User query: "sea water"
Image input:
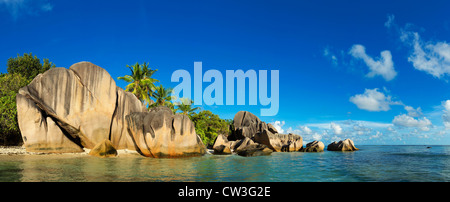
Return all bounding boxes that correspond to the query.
[1,145,450,182]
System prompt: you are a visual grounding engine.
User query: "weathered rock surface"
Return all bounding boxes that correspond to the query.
[299,141,324,152]
[17,62,146,153]
[230,111,302,152]
[110,87,147,150]
[89,139,118,157]
[212,134,232,155]
[211,134,273,156]
[230,111,266,140]
[267,123,278,134]
[233,137,273,156]
[255,129,303,152]
[16,92,84,153]
[126,106,206,158]
[327,139,359,151]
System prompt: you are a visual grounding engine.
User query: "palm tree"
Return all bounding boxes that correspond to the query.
[175,98,200,118]
[140,62,158,92]
[151,84,175,108]
[118,62,159,107]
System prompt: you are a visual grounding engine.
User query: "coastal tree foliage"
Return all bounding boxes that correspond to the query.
[175,98,200,118]
[191,110,231,147]
[151,84,175,110]
[0,53,55,145]
[7,53,55,80]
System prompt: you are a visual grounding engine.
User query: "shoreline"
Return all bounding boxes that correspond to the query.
[0,146,141,156]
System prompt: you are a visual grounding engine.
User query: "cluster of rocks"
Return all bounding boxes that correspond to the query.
[212,111,358,156]
[212,134,273,157]
[211,111,304,156]
[298,139,359,152]
[16,62,206,158]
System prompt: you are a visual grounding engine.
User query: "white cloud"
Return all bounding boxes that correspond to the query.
[271,121,285,134]
[349,88,400,111]
[349,44,397,81]
[384,14,395,28]
[323,47,338,66]
[369,131,383,140]
[330,122,343,135]
[0,0,53,20]
[269,117,445,145]
[303,120,393,144]
[40,2,52,12]
[311,132,323,141]
[406,32,450,78]
[442,100,450,129]
[404,105,423,117]
[300,126,312,135]
[392,114,432,130]
[386,14,450,79]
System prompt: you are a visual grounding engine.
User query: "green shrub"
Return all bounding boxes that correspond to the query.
[0,53,55,145]
[191,110,230,147]
[7,53,55,80]
[0,73,30,145]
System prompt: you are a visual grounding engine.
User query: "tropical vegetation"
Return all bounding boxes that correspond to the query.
[0,53,55,145]
[151,84,174,109]
[191,110,231,147]
[175,98,200,118]
[117,62,159,108]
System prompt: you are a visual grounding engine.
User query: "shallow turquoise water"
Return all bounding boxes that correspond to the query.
[1,145,450,182]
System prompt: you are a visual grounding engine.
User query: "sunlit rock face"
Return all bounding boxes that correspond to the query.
[126,106,206,158]
[327,139,359,151]
[17,62,145,153]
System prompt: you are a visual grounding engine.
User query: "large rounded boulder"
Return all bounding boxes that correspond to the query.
[327,139,359,151]
[230,111,303,152]
[126,106,206,158]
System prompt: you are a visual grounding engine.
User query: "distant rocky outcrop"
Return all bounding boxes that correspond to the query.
[126,106,206,158]
[230,111,265,140]
[327,139,359,151]
[229,111,302,152]
[299,141,324,152]
[255,130,302,152]
[212,134,272,156]
[213,111,303,156]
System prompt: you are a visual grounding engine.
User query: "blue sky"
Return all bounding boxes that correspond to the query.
[2,0,450,144]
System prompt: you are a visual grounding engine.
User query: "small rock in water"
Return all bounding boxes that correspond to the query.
[89,139,118,157]
[299,141,325,152]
